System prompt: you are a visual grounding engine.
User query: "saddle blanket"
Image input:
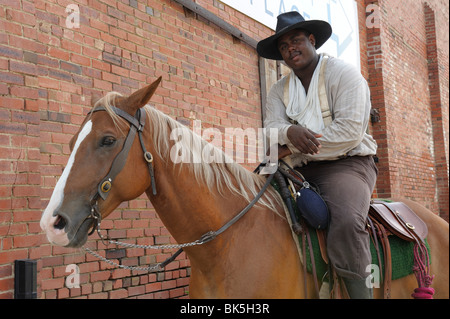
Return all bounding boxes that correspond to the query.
[301,228,431,281]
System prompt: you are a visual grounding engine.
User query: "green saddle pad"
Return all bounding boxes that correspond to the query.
[301,227,430,281]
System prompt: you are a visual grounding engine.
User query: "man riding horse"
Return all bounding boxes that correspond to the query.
[257,11,378,298]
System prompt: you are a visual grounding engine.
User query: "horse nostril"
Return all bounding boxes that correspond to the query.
[54,215,67,230]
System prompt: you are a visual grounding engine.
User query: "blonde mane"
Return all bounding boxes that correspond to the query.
[93,92,284,214]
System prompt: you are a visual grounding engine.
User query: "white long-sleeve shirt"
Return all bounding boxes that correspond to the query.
[264,56,377,167]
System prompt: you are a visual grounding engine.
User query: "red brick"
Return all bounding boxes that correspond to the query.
[0,249,28,264]
[0,71,24,85]
[90,271,111,282]
[13,234,46,248]
[41,278,64,290]
[0,19,22,35]
[0,278,14,292]
[70,53,91,67]
[169,287,186,298]
[128,285,146,297]
[109,288,128,299]
[9,35,46,54]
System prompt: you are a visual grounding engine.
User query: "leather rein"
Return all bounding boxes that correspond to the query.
[83,106,275,271]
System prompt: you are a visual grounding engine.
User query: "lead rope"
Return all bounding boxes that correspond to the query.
[83,206,206,272]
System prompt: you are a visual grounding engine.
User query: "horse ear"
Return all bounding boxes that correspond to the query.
[118,76,162,113]
[91,93,102,106]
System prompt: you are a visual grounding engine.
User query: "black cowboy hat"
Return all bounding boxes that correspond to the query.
[257,11,332,60]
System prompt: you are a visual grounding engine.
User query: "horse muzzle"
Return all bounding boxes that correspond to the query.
[41,206,95,248]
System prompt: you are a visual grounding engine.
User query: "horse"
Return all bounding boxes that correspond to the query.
[40,78,449,298]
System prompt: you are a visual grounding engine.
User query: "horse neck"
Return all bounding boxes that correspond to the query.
[140,110,247,246]
[144,154,309,298]
[145,151,245,249]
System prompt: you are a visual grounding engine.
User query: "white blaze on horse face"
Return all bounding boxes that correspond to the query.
[40,120,93,246]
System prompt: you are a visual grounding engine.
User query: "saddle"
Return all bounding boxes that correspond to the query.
[365,200,429,298]
[273,163,433,299]
[313,200,430,299]
[369,200,428,242]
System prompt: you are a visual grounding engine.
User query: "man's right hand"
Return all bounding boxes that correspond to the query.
[267,144,292,160]
[287,125,322,155]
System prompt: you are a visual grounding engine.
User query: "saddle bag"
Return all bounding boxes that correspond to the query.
[276,160,330,230]
[296,182,329,230]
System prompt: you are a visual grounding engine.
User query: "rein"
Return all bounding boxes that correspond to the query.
[83,106,275,272]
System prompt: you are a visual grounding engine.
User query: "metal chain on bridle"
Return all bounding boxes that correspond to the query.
[82,106,275,272]
[83,207,219,272]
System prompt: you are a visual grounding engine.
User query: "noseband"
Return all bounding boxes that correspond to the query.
[87,106,157,236]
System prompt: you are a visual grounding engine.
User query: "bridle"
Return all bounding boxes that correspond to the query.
[86,105,157,236]
[82,105,275,271]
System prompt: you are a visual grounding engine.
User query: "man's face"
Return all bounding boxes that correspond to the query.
[277,29,317,72]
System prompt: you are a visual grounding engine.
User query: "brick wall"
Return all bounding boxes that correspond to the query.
[424,2,449,219]
[0,0,270,299]
[364,0,449,219]
[1,0,448,299]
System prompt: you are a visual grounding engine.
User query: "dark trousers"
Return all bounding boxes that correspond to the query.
[298,155,378,280]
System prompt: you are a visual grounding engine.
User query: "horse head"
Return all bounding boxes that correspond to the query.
[40,77,162,248]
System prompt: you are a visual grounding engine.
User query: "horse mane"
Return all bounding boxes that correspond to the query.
[93,92,285,215]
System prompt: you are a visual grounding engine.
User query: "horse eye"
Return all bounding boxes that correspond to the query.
[101,136,116,147]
